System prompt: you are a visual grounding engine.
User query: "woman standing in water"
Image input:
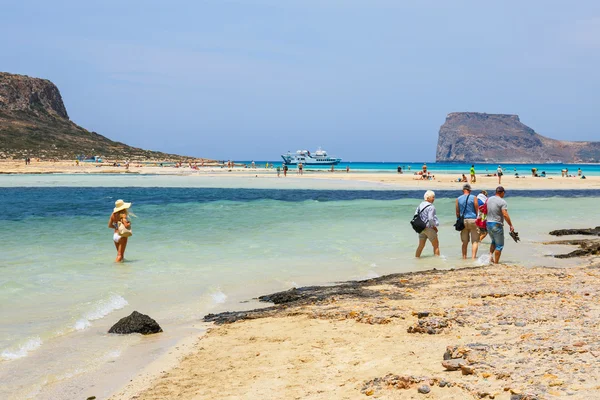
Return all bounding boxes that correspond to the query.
[108,199,133,262]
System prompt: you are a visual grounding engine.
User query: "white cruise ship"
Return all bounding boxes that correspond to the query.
[281,148,342,165]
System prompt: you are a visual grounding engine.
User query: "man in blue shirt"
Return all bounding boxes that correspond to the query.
[456,183,480,259]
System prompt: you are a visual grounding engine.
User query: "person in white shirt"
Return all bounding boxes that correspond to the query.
[415,190,440,258]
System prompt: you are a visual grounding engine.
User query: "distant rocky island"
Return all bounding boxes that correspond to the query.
[436,112,600,163]
[0,72,197,160]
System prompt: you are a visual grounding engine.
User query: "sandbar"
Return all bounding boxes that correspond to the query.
[1,160,598,191]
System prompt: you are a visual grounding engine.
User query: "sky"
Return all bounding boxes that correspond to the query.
[1,0,599,161]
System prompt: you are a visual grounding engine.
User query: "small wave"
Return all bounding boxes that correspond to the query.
[211,291,227,304]
[74,319,91,331]
[370,263,377,268]
[1,336,42,361]
[475,254,492,266]
[364,271,380,279]
[75,294,128,331]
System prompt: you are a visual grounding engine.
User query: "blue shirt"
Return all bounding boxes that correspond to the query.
[457,193,477,219]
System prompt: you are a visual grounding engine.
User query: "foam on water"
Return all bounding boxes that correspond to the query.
[75,294,128,331]
[210,290,227,304]
[476,254,492,266]
[1,336,42,361]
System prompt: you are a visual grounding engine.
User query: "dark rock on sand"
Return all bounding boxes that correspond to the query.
[442,359,465,371]
[544,227,600,258]
[417,384,431,394]
[544,233,600,258]
[407,317,450,334]
[108,311,163,335]
[549,227,600,236]
[460,365,476,375]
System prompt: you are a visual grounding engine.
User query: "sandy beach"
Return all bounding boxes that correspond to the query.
[1,159,599,190]
[110,260,600,400]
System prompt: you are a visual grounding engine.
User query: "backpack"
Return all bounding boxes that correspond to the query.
[410,204,431,233]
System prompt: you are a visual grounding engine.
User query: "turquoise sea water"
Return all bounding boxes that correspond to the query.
[242,161,600,176]
[1,176,598,399]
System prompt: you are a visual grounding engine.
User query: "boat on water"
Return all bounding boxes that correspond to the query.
[281,148,342,166]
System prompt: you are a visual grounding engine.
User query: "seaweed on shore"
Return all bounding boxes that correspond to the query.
[546,226,600,258]
[203,267,480,325]
[549,226,600,236]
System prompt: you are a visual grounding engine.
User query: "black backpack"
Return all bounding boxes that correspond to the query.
[410,204,431,233]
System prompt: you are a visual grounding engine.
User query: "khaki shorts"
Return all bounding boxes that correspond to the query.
[419,227,438,241]
[461,219,480,243]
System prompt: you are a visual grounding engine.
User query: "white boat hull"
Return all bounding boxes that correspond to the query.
[281,148,341,166]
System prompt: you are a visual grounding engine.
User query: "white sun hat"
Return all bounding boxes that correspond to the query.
[113,199,132,214]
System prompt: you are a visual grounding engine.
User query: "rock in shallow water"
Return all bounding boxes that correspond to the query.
[108,311,163,335]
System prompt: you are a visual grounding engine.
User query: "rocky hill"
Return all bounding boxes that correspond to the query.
[436,112,600,163]
[0,72,197,160]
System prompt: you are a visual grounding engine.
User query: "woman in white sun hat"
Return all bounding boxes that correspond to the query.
[108,199,133,262]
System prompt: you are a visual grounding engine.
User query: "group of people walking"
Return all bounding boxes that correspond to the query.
[414,184,516,263]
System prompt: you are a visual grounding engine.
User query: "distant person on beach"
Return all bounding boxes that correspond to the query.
[298,162,303,175]
[476,190,488,241]
[461,174,468,182]
[470,165,476,183]
[330,165,334,172]
[276,165,281,177]
[346,165,350,173]
[415,190,440,258]
[283,164,288,176]
[422,163,427,174]
[456,184,480,259]
[397,166,402,174]
[486,186,515,264]
[578,168,582,176]
[497,165,503,184]
[531,167,538,177]
[108,199,133,263]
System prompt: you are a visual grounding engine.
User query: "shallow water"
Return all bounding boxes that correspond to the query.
[0,179,596,399]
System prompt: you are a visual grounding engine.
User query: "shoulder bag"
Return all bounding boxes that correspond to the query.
[118,221,133,237]
[410,204,431,233]
[453,194,470,231]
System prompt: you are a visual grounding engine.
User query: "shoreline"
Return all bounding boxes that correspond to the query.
[109,254,600,400]
[1,161,600,191]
